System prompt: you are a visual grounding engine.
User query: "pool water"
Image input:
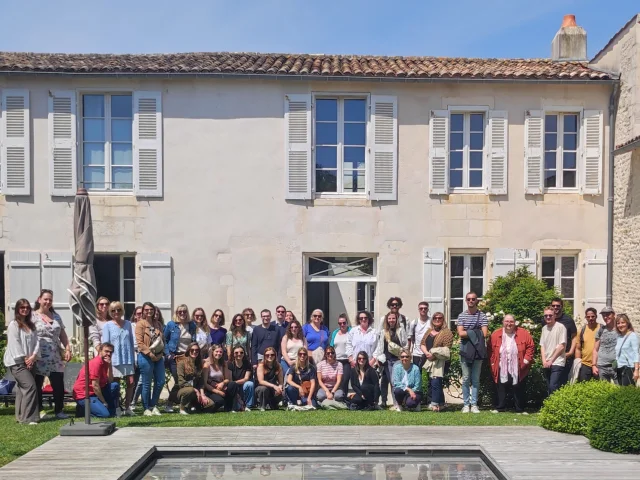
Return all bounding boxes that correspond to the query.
[142,457,499,479]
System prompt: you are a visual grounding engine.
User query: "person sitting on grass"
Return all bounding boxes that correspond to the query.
[285,347,317,409]
[348,351,381,410]
[392,348,422,411]
[176,342,213,415]
[316,346,345,405]
[72,342,119,418]
[255,346,284,411]
[202,344,235,412]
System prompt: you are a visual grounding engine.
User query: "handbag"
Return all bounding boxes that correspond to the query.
[149,327,165,355]
[385,331,403,357]
[300,380,312,396]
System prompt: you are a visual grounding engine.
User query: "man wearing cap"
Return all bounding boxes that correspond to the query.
[592,306,618,383]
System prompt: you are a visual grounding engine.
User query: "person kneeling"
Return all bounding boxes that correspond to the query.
[177,343,213,414]
[348,351,380,410]
[73,342,119,418]
[392,349,422,411]
[286,347,317,409]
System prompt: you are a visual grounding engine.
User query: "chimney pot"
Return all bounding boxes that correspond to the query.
[561,14,577,28]
[551,14,587,61]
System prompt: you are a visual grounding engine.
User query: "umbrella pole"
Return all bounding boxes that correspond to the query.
[83,323,91,425]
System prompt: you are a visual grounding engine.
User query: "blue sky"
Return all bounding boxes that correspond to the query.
[1,0,637,59]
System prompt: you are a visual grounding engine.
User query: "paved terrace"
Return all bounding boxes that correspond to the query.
[1,426,638,479]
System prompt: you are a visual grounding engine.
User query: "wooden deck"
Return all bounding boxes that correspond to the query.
[1,426,638,479]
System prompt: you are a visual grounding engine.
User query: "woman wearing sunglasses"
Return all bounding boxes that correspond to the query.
[227,345,254,411]
[316,346,345,404]
[3,299,40,424]
[226,313,251,360]
[392,348,423,411]
[89,296,111,354]
[255,346,284,411]
[177,342,213,414]
[280,319,307,374]
[164,304,197,412]
[285,347,317,408]
[348,351,381,410]
[101,301,136,416]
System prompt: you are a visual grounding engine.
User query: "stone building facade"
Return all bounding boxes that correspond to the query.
[591,14,640,327]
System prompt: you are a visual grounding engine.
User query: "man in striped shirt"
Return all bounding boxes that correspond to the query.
[456,292,489,413]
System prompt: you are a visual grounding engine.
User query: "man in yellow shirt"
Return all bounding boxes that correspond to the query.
[575,307,601,382]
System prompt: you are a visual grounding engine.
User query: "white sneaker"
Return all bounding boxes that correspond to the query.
[179,409,189,415]
[39,410,48,420]
[115,407,123,418]
[244,408,251,413]
[28,421,39,425]
[395,406,403,412]
[471,405,480,414]
[55,412,69,420]
[152,407,162,416]
[490,409,499,414]
[163,405,174,413]
[124,407,136,417]
[259,407,266,412]
[143,409,153,416]
[461,405,470,414]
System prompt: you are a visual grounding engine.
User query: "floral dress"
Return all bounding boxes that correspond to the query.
[33,312,66,376]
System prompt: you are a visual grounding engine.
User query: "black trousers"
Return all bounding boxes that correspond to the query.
[577,364,594,382]
[351,384,378,409]
[35,371,65,414]
[380,364,389,403]
[617,367,635,386]
[495,375,526,412]
[338,359,351,393]
[412,355,426,368]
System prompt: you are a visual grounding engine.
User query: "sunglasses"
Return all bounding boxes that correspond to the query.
[298,353,308,357]
[357,357,366,361]
[466,298,478,302]
[18,306,31,311]
[312,314,322,318]
[98,303,109,307]
[195,314,204,319]
[400,356,409,359]
[110,308,122,313]
[265,354,275,358]
[135,311,143,316]
[338,322,347,326]
[544,314,554,318]
[143,308,153,312]
[419,307,428,310]
[433,316,444,320]
[214,313,221,317]
[234,351,244,355]
[358,316,368,321]
[291,325,299,329]
[276,310,285,314]
[178,310,188,314]
[390,303,399,307]
[189,349,200,354]
[326,351,335,355]
[244,313,252,317]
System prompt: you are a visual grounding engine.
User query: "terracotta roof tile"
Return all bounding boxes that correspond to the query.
[615,135,640,152]
[0,52,613,80]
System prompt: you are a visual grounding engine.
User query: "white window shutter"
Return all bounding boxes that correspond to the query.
[584,249,607,314]
[284,94,312,200]
[429,110,449,194]
[423,247,445,316]
[492,248,536,280]
[41,252,74,332]
[369,95,398,201]
[7,252,41,316]
[48,90,77,196]
[524,110,543,194]
[581,110,603,195]
[487,110,508,195]
[133,91,163,198]
[1,89,30,195]
[139,253,172,321]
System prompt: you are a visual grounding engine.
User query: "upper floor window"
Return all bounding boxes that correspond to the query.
[81,93,133,191]
[449,112,485,189]
[544,113,579,189]
[314,97,367,194]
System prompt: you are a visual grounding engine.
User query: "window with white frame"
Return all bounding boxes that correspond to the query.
[544,113,579,189]
[314,97,367,194]
[449,113,485,189]
[81,94,133,191]
[449,254,485,323]
[541,254,576,311]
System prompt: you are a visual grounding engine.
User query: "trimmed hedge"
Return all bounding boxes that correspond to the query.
[588,387,640,454]
[538,380,617,435]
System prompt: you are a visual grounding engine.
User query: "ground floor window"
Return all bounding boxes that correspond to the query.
[449,254,485,326]
[541,254,576,311]
[305,255,376,330]
[94,254,136,319]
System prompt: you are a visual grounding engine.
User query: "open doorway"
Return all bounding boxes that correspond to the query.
[305,255,377,331]
[94,254,136,319]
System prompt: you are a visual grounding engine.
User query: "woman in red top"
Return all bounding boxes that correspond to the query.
[486,314,535,413]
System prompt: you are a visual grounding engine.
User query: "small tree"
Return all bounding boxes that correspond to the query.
[477,266,571,408]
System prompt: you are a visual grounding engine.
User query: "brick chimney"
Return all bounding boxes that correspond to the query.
[551,14,587,61]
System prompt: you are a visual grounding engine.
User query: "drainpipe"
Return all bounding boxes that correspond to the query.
[606,82,620,308]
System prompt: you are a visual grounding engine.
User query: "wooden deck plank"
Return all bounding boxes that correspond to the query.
[1,426,638,480]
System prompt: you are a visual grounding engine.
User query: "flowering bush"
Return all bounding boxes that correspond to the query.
[476,267,570,408]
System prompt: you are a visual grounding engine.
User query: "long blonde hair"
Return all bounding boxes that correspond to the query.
[293,347,310,373]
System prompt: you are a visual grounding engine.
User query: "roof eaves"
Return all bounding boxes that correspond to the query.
[614,135,640,155]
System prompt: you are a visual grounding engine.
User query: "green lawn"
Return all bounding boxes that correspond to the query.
[0,407,538,468]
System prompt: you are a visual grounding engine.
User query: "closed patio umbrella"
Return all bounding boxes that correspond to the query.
[61,188,114,436]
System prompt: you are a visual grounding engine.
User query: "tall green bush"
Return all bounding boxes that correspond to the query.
[476,267,571,408]
[588,387,640,453]
[538,381,617,435]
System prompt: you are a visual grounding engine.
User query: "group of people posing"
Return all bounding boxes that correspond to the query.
[3,289,639,424]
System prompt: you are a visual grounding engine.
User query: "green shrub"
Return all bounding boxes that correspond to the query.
[588,387,640,454]
[539,381,617,435]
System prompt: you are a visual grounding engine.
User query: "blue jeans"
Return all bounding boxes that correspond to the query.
[544,365,564,396]
[429,376,445,406]
[76,381,119,418]
[243,381,255,408]
[460,360,483,406]
[285,385,317,407]
[138,353,165,410]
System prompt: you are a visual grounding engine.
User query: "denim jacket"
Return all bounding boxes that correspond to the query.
[164,320,197,356]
